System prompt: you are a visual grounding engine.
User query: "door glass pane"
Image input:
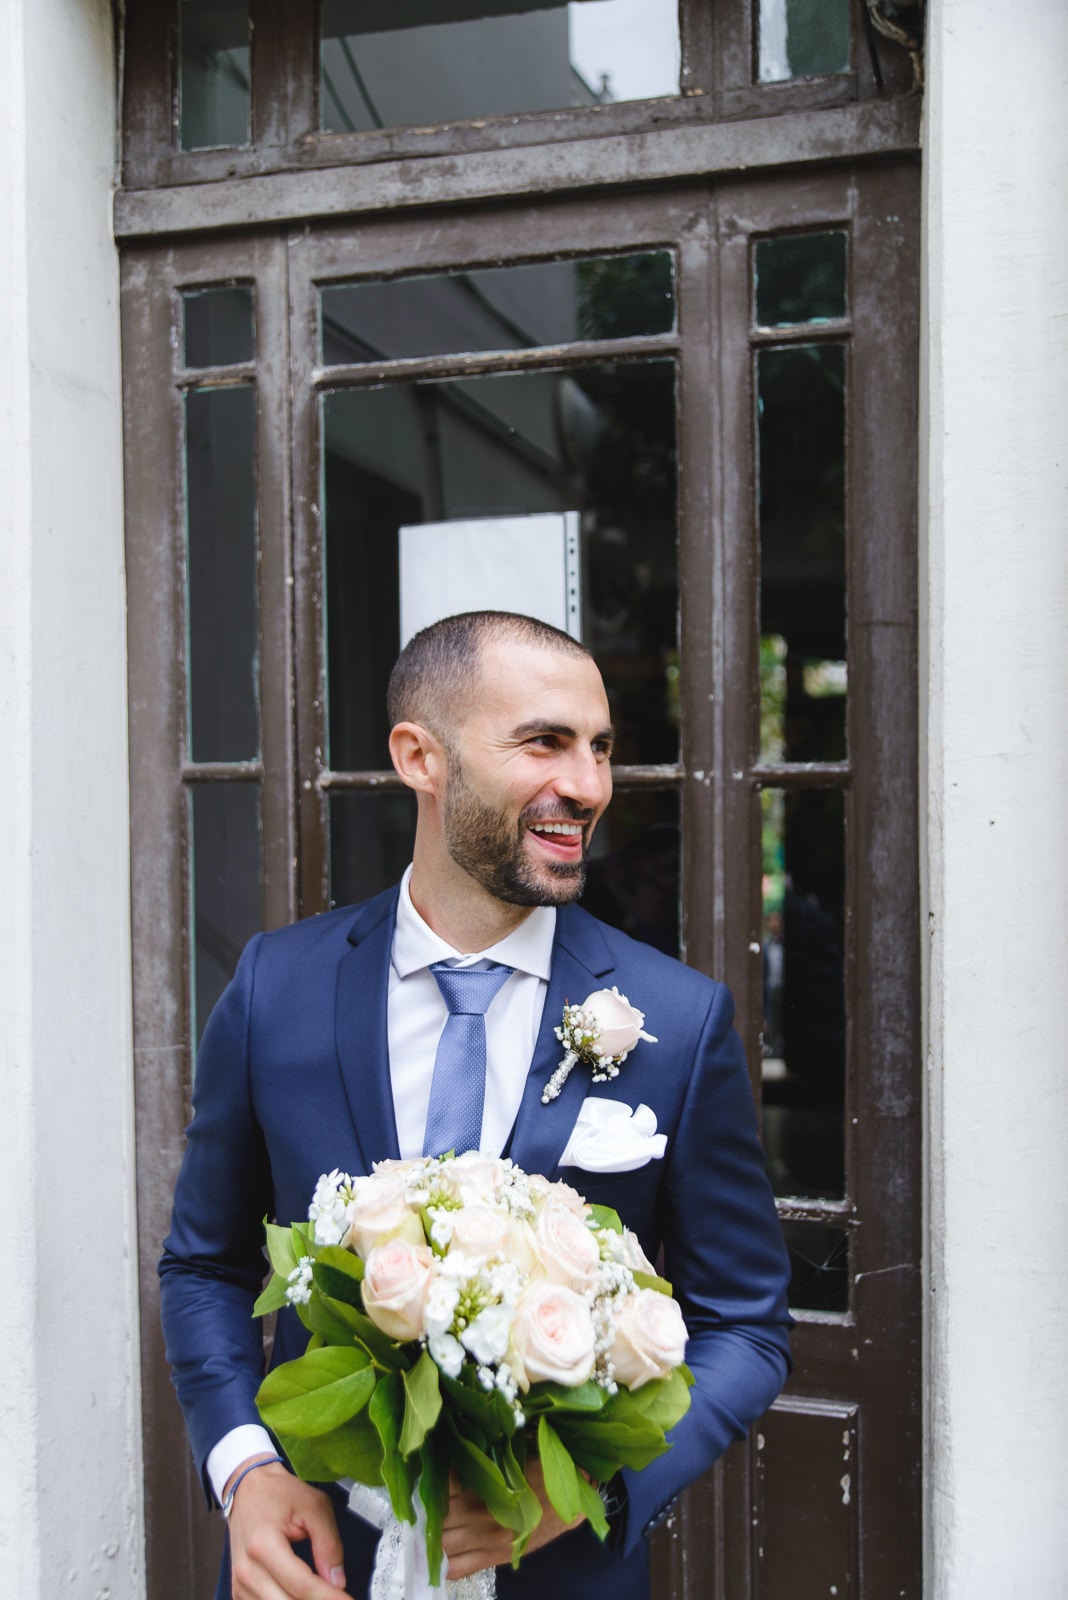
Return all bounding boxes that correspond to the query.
[780,1221,849,1313]
[191,782,262,1044]
[582,788,679,958]
[330,790,418,907]
[185,385,259,761]
[757,0,850,83]
[321,0,679,134]
[754,233,847,328]
[322,359,677,771]
[758,343,846,764]
[184,286,255,368]
[321,252,675,365]
[761,787,845,1199]
[180,0,251,150]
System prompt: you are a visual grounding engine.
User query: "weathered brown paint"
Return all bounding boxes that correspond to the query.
[120,8,922,1597]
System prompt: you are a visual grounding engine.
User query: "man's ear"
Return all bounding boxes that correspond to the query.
[389,722,446,795]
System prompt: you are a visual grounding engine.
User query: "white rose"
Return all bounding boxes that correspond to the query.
[448,1204,510,1261]
[609,1289,688,1391]
[620,1227,657,1277]
[580,987,657,1061]
[509,1280,596,1390]
[535,1204,601,1292]
[344,1175,425,1259]
[361,1239,434,1342]
[442,1151,501,1203]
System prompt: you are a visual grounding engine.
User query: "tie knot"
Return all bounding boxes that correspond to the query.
[430,961,513,1017]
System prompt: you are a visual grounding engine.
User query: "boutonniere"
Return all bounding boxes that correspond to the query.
[542,986,658,1104]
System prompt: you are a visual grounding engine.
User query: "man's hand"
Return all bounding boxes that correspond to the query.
[225,1458,349,1599]
[440,1458,584,1581]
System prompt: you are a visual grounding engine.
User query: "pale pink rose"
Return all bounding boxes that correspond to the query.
[344,1175,424,1259]
[509,1280,596,1390]
[449,1204,511,1261]
[620,1227,657,1277]
[535,1204,601,1292]
[609,1289,688,1391]
[580,987,657,1061]
[547,1179,588,1216]
[361,1239,434,1341]
[443,1151,501,1202]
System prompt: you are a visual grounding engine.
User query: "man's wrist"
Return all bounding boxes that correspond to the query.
[220,1454,287,1519]
[207,1423,277,1508]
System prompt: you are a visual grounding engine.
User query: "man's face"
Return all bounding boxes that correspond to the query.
[438,640,614,907]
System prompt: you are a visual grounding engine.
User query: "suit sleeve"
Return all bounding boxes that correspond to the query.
[158,933,275,1500]
[618,980,792,1553]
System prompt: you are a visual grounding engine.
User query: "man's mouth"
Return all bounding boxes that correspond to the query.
[526,820,586,857]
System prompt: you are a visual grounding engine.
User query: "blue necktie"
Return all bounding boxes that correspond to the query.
[422,962,514,1158]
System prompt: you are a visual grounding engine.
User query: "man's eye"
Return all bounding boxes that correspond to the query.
[528,734,559,749]
[593,740,613,758]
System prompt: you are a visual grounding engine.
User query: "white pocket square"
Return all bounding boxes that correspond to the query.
[558,1098,667,1174]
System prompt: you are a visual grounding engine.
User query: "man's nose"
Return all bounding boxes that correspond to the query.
[552,745,611,811]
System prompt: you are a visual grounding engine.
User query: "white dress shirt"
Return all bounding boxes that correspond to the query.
[206,871,556,1504]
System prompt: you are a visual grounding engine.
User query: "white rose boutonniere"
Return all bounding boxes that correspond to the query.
[542,986,658,1103]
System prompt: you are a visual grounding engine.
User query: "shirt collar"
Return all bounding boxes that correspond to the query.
[392,864,556,982]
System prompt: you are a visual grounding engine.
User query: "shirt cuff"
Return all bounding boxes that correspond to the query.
[206,1425,277,1508]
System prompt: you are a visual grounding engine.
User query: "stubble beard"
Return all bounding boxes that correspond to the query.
[441,754,592,908]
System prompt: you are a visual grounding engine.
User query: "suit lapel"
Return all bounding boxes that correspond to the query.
[334,886,402,1173]
[509,905,616,1181]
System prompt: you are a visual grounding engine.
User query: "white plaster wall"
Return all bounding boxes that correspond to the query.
[923,0,1068,1593]
[0,1,142,1596]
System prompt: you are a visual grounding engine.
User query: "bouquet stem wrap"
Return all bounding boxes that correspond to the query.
[343,1478,495,1600]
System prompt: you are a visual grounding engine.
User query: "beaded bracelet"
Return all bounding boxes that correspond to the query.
[221,1454,286,1520]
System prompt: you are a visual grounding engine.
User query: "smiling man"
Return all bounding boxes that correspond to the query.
[160,611,791,1600]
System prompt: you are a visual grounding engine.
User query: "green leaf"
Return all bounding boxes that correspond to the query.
[253,1274,291,1318]
[624,1368,693,1432]
[257,1346,375,1437]
[418,1430,450,1587]
[302,1294,363,1348]
[537,1417,581,1525]
[369,1373,417,1524]
[400,1349,442,1457]
[632,1269,675,1296]
[264,1220,300,1279]
[447,1423,530,1535]
[313,1248,366,1302]
[530,1379,606,1415]
[272,1431,338,1484]
[575,1472,609,1541]
[588,1204,623,1235]
[319,1419,385,1486]
[498,1434,542,1564]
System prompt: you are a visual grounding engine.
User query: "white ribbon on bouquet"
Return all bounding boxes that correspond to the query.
[341,1479,496,1600]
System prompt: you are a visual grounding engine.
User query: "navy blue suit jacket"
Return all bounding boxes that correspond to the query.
[160,887,791,1600]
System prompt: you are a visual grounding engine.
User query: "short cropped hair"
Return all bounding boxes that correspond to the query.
[387,611,593,737]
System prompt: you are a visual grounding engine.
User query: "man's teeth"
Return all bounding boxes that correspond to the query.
[531,823,583,836]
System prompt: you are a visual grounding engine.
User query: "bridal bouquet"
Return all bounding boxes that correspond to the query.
[253,1153,692,1590]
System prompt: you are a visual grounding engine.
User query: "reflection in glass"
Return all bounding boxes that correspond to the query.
[184,286,255,368]
[755,233,847,328]
[322,359,677,771]
[191,782,262,1043]
[320,0,679,134]
[330,791,418,907]
[758,343,846,764]
[757,0,850,83]
[185,385,259,762]
[583,789,679,959]
[321,252,674,365]
[780,1222,849,1313]
[761,788,845,1198]
[180,0,251,150]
